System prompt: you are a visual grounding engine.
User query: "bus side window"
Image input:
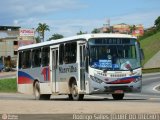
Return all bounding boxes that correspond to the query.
[22,50,31,69]
[64,43,69,64]
[18,52,22,69]
[59,44,64,65]
[71,42,77,63]
[32,49,41,67]
[42,47,50,66]
[64,42,77,64]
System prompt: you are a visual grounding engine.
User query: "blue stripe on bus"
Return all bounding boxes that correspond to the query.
[18,71,34,80]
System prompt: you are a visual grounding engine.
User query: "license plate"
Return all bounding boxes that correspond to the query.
[114,90,124,94]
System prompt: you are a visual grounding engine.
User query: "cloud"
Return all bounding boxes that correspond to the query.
[12,10,159,40]
[1,1,158,40]
[0,0,86,20]
[14,17,104,39]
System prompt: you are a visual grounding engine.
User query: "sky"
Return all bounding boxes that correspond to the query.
[0,0,160,40]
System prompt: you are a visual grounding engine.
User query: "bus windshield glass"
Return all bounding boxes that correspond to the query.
[88,38,141,71]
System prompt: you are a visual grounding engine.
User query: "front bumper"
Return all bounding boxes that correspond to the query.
[104,85,141,93]
[90,80,142,94]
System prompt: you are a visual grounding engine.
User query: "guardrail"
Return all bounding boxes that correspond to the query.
[142,67,160,73]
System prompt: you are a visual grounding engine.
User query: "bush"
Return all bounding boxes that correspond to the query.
[139,28,157,40]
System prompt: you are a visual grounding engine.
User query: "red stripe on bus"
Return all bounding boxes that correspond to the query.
[108,78,134,84]
[18,77,33,84]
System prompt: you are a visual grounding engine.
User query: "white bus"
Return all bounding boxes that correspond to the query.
[17,33,143,100]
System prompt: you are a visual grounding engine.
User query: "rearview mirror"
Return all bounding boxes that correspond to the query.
[140,48,144,60]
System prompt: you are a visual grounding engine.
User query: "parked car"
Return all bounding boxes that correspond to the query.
[0,63,4,72]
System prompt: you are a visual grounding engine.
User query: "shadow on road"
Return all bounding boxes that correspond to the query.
[0,93,147,101]
[50,97,146,101]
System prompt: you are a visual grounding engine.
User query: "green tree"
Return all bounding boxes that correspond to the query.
[155,16,160,31]
[35,36,41,43]
[36,23,50,42]
[91,28,100,33]
[77,30,87,35]
[130,25,136,33]
[48,33,64,40]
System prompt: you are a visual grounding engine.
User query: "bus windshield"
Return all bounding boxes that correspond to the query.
[88,38,141,71]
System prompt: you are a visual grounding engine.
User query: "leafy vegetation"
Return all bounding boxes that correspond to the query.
[48,33,64,40]
[138,16,160,66]
[36,23,50,42]
[77,30,87,35]
[139,27,157,40]
[155,16,160,31]
[140,31,160,65]
[142,67,160,74]
[0,78,17,92]
[35,36,41,43]
[91,28,100,33]
[139,16,160,40]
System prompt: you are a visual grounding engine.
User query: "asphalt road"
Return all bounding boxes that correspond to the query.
[0,72,159,101]
[142,72,160,96]
[0,72,159,115]
[0,71,16,79]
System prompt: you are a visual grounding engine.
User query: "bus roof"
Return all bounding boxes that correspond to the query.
[18,33,136,51]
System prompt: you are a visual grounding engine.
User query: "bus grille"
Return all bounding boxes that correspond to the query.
[110,73,126,78]
[97,73,126,78]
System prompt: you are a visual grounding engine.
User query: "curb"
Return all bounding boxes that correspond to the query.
[143,72,160,76]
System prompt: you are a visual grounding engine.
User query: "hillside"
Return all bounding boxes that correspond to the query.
[140,31,160,66]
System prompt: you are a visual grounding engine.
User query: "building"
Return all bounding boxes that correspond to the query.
[0,26,35,67]
[98,23,144,37]
[98,26,111,33]
[113,23,130,34]
[132,24,144,37]
[0,26,20,67]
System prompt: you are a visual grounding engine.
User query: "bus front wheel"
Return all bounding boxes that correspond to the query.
[34,81,51,100]
[112,93,124,100]
[70,82,84,101]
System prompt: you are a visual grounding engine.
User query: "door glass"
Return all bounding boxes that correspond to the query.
[80,45,85,90]
[55,50,58,68]
[52,48,58,92]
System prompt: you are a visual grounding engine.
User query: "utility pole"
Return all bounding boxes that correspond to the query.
[103,18,111,33]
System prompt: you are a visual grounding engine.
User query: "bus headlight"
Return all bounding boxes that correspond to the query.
[90,75,103,84]
[133,77,141,83]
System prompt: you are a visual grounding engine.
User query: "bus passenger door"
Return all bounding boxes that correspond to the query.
[79,44,86,90]
[50,47,59,93]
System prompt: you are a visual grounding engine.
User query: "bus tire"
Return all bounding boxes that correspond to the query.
[34,81,41,100]
[112,93,124,100]
[68,94,73,100]
[71,82,84,101]
[41,94,51,100]
[34,82,51,100]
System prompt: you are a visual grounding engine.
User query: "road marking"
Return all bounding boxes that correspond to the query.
[153,84,160,92]
[149,98,160,100]
[126,93,151,97]
[86,95,107,99]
